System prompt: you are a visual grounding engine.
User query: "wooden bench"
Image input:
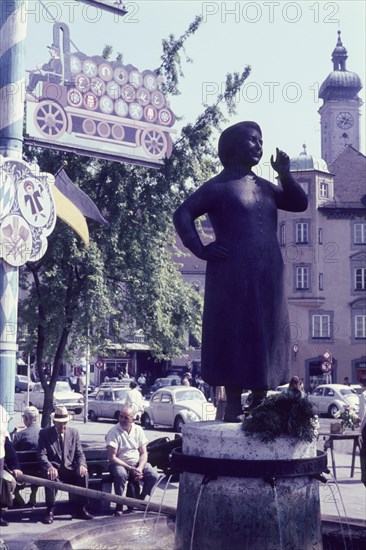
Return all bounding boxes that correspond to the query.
[15,447,114,513]
[15,436,182,512]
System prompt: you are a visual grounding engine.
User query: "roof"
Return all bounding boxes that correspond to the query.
[290,145,329,173]
[319,31,362,100]
[329,146,366,203]
[103,342,150,352]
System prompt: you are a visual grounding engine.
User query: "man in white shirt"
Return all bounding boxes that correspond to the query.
[105,405,158,516]
[125,381,145,418]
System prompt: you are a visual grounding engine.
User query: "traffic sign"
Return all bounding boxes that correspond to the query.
[321,361,332,373]
[323,350,333,363]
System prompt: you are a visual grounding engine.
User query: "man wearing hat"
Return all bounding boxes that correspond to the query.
[37,406,93,524]
[26,43,62,98]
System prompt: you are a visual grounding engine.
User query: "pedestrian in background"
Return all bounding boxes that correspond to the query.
[125,381,145,419]
[215,386,227,421]
[358,376,366,486]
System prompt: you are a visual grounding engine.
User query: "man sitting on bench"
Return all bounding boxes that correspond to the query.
[13,406,40,507]
[38,406,94,524]
[105,405,158,517]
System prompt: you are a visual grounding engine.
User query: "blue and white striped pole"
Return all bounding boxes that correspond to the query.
[0,0,28,425]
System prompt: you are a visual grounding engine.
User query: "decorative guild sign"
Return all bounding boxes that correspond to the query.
[25,23,176,168]
[0,157,56,266]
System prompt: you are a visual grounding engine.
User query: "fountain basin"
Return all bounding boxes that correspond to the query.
[24,511,366,550]
[174,422,326,550]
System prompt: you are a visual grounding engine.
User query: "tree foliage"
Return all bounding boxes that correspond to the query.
[20,16,251,426]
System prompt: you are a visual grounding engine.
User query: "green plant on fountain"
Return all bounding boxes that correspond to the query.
[334,406,360,430]
[242,393,317,442]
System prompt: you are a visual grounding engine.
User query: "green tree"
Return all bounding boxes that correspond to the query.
[20,16,251,427]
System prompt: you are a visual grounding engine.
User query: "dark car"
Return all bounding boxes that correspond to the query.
[15,375,33,393]
[149,376,182,395]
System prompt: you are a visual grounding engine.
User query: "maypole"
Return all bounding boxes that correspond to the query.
[0,0,27,424]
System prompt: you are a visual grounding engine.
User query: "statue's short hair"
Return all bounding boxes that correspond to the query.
[218,121,262,167]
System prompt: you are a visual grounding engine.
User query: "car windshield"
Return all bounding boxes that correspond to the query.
[175,390,205,402]
[340,388,357,396]
[55,381,72,392]
[114,390,128,400]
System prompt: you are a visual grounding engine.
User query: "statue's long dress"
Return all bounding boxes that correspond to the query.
[174,169,306,390]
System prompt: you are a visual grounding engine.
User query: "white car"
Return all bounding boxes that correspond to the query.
[29,381,84,414]
[308,384,359,418]
[241,388,282,409]
[141,386,216,432]
[88,384,147,422]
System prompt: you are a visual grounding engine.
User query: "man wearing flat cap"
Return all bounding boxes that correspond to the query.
[37,406,93,524]
[26,43,62,98]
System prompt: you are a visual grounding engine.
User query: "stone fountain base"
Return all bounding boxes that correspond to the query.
[173,421,325,550]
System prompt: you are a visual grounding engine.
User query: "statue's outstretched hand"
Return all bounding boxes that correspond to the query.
[202,242,229,261]
[270,148,290,176]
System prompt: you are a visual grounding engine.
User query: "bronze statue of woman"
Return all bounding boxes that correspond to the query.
[173,121,308,421]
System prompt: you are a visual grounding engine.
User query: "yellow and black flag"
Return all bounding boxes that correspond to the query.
[53,168,108,245]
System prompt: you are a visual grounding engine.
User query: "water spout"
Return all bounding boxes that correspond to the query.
[189,482,205,550]
[271,479,284,550]
[327,473,354,550]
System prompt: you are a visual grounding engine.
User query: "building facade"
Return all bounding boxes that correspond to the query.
[277,32,365,390]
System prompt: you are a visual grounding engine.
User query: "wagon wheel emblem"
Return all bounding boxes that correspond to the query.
[141,129,167,158]
[34,101,68,139]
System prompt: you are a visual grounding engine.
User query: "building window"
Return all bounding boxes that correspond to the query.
[312,314,330,338]
[319,273,324,290]
[354,223,366,244]
[355,268,366,290]
[298,179,309,195]
[296,266,309,289]
[280,223,286,246]
[355,315,366,339]
[318,228,323,244]
[295,222,309,244]
[319,181,329,198]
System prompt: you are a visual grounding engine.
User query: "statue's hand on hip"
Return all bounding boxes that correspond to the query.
[202,242,229,261]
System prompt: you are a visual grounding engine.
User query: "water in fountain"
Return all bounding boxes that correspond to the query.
[271,481,284,550]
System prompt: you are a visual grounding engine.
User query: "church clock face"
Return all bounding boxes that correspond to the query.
[336,112,354,129]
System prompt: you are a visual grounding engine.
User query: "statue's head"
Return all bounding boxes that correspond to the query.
[218,121,263,169]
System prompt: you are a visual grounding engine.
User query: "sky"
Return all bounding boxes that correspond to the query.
[24,0,366,181]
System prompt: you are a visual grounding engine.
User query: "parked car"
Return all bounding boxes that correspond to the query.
[241,388,281,409]
[58,375,79,392]
[141,386,216,432]
[308,384,360,418]
[350,384,363,395]
[149,376,182,395]
[15,375,33,393]
[87,384,147,422]
[29,381,84,414]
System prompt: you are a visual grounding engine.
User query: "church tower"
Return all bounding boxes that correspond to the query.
[318,31,362,164]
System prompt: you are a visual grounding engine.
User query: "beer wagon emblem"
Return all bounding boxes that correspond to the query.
[25,23,176,167]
